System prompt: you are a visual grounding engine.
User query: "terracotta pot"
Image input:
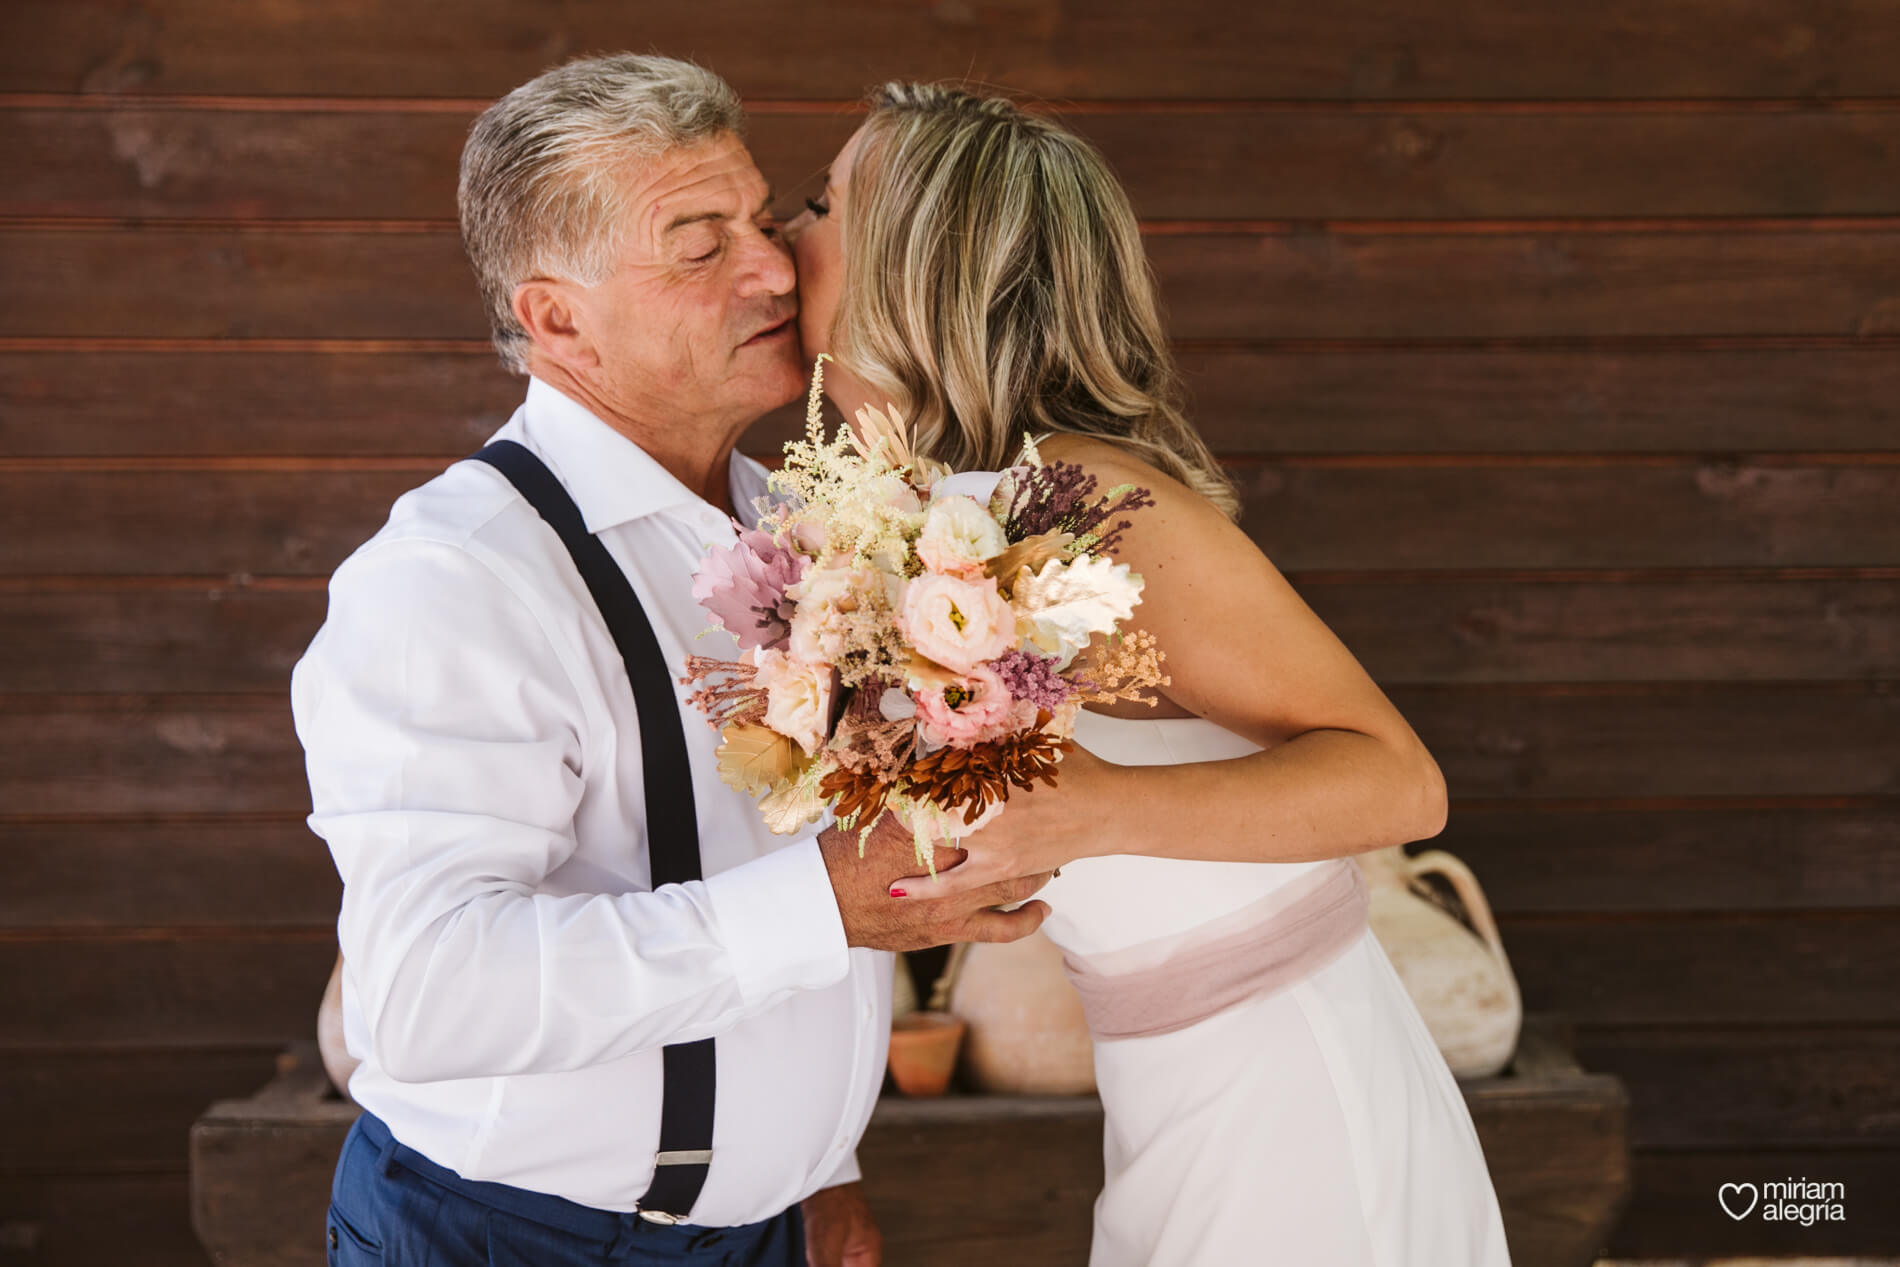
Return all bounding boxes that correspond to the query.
[316,953,359,1101]
[887,1011,966,1096]
[947,930,1096,1095]
[1354,845,1522,1078]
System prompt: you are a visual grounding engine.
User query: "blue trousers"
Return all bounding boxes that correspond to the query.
[328,1111,806,1266]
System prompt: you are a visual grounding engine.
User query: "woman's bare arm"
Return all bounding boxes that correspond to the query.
[891,436,1447,894]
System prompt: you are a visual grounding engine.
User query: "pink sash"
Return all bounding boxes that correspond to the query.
[1060,858,1370,1041]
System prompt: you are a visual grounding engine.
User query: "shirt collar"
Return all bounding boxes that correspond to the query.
[521,376,772,534]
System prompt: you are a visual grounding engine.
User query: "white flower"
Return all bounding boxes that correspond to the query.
[754,649,833,755]
[785,567,867,664]
[915,495,1008,577]
[1011,554,1145,668]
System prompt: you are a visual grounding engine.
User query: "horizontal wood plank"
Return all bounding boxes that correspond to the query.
[1299,576,1900,683]
[1237,463,1900,570]
[1608,1148,1900,1257]
[0,349,519,458]
[1574,1026,1900,1149]
[9,226,1900,340]
[0,1046,282,1170]
[2,686,1892,816]
[11,104,1900,222]
[1178,342,1900,455]
[1439,806,1900,912]
[0,935,333,1046]
[0,821,337,928]
[3,576,1894,695]
[10,342,1900,458]
[5,463,1898,579]
[0,1172,202,1267]
[0,587,328,694]
[1501,911,1900,1026]
[6,0,1900,99]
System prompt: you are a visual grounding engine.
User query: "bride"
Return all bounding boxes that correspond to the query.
[783,83,1514,1267]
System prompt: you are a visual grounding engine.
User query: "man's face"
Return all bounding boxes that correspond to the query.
[564,133,803,430]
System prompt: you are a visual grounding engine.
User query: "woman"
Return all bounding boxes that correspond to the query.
[783,84,1512,1267]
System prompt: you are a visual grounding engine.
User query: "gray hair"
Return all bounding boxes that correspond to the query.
[458,53,746,374]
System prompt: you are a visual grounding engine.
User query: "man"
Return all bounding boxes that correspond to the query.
[292,53,1052,1266]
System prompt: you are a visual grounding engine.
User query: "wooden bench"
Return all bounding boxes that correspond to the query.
[191,1012,1627,1265]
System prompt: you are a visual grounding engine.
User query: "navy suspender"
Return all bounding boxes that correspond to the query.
[468,440,715,1224]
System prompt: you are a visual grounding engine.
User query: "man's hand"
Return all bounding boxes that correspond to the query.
[819,812,1051,951]
[802,1181,883,1267]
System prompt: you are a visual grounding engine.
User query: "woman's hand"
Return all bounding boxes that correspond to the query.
[887,741,1125,899]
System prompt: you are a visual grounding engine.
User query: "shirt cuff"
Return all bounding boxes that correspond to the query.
[819,1149,862,1190]
[704,836,850,1005]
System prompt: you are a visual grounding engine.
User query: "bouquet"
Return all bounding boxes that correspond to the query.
[681,356,1168,868]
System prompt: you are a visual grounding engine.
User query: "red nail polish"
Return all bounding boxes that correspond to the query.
[889,888,908,899]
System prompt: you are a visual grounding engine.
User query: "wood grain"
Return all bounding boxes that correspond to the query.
[1575,1026,1900,1149]
[0,1046,283,1170]
[1237,462,1900,571]
[10,343,1900,458]
[0,348,518,457]
[1501,911,1900,1026]
[9,226,1900,340]
[1439,806,1900,912]
[10,103,1900,222]
[0,1172,203,1267]
[0,934,334,1046]
[5,461,1897,578]
[1177,341,1900,455]
[2,686,1892,817]
[6,0,1900,99]
[0,821,337,928]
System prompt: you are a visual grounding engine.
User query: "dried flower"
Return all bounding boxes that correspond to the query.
[1001,460,1156,556]
[909,724,1068,825]
[679,655,767,730]
[691,527,807,651]
[820,761,898,828]
[1075,629,1171,707]
[992,649,1071,713]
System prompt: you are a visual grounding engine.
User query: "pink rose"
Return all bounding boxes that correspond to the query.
[897,573,1017,674]
[754,649,834,755]
[914,664,1021,748]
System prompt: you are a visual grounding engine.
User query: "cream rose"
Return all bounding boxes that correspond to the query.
[753,649,833,754]
[897,573,1018,674]
[915,494,1008,578]
[786,567,868,664]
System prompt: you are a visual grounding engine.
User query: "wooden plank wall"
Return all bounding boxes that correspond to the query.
[2,1,1897,1260]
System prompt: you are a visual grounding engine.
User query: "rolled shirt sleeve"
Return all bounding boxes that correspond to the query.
[294,536,851,1085]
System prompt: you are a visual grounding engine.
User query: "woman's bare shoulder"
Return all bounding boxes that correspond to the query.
[1031,432,1241,551]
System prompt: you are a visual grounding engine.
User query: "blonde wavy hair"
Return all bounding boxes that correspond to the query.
[830,82,1239,519]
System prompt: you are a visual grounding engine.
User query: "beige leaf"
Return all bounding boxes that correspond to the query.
[715,724,812,796]
[985,531,1075,596]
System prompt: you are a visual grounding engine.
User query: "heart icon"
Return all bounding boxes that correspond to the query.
[1718,1182,1759,1220]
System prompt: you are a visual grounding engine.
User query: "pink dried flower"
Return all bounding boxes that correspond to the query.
[992,649,1071,712]
[692,526,808,651]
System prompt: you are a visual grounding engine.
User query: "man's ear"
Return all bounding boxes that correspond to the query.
[512,281,599,372]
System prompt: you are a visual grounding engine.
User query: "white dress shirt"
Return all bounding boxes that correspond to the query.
[291,376,892,1222]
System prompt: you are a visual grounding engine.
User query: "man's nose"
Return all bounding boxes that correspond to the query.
[740,227,797,297]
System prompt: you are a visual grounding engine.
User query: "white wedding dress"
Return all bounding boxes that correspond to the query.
[1037,708,1515,1267]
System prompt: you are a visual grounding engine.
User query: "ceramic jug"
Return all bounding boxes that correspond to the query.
[946,931,1096,1094]
[1354,845,1521,1077]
